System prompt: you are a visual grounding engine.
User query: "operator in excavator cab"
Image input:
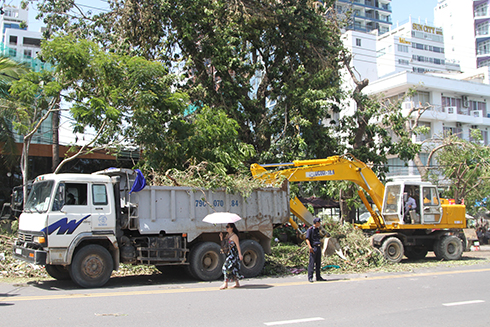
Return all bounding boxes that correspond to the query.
[403,189,417,224]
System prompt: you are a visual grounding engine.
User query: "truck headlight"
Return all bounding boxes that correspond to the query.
[33,236,46,246]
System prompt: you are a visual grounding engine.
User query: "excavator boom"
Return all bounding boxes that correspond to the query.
[251,155,385,227]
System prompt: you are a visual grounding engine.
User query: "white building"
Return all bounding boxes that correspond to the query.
[376,19,460,78]
[364,68,490,177]
[0,4,45,72]
[341,5,490,179]
[335,0,392,35]
[434,0,489,72]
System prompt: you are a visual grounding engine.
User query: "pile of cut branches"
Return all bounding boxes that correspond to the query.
[143,162,284,198]
[264,217,386,276]
[0,232,49,280]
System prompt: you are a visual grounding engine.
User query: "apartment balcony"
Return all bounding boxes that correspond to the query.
[337,0,392,13]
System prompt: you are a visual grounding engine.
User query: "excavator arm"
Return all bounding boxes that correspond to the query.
[251,154,386,229]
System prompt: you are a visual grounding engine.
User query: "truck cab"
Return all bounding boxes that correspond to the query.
[14,173,117,267]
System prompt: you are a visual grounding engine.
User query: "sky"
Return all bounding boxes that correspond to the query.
[20,0,441,144]
[24,0,442,33]
[391,0,439,27]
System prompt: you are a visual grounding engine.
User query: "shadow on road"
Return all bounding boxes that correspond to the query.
[28,269,214,291]
[237,284,273,289]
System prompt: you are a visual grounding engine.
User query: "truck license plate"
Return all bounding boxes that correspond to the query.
[15,248,22,255]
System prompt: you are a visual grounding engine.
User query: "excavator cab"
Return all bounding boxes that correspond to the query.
[381,181,441,226]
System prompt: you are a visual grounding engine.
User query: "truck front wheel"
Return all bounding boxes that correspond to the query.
[380,237,404,263]
[69,244,113,288]
[437,235,463,260]
[240,240,265,278]
[45,264,71,280]
[188,242,224,281]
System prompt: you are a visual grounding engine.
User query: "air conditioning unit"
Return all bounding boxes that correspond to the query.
[462,95,469,108]
[456,122,462,127]
[446,106,456,114]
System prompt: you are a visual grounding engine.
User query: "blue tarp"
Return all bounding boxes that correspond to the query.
[129,169,146,194]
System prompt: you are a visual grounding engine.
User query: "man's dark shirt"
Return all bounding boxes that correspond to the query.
[306,226,321,246]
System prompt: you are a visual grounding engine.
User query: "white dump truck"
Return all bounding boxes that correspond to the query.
[13,168,289,288]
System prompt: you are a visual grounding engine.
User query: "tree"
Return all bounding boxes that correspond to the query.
[0,56,30,168]
[7,34,186,202]
[136,105,256,175]
[33,0,345,163]
[426,132,490,207]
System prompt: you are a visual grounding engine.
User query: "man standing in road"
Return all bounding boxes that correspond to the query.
[306,217,326,282]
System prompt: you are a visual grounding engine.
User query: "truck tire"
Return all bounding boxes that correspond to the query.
[240,239,265,278]
[188,242,224,281]
[69,244,113,288]
[437,235,463,260]
[45,264,71,280]
[380,237,404,263]
[404,247,428,260]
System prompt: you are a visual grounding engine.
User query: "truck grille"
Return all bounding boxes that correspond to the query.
[17,232,34,243]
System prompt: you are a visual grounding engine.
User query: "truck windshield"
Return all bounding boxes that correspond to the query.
[24,180,54,213]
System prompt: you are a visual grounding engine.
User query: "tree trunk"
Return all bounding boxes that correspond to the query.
[51,107,59,172]
[21,138,31,207]
[413,153,428,180]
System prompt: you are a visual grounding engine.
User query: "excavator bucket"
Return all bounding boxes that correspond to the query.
[322,237,347,260]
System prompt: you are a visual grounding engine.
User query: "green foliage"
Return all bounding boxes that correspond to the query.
[429,135,490,210]
[34,0,345,165]
[143,161,281,198]
[137,105,255,175]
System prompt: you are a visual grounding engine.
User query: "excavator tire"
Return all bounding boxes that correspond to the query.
[436,235,463,260]
[380,237,404,263]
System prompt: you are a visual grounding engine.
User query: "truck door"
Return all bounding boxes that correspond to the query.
[47,182,91,248]
[90,183,115,231]
[421,186,441,223]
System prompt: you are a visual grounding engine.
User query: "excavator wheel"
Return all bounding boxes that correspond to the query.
[436,235,463,260]
[380,237,404,263]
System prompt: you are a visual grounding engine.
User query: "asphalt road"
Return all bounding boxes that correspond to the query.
[1,253,490,327]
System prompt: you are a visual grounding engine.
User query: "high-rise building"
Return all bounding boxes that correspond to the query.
[0,4,46,72]
[376,19,460,78]
[434,0,489,72]
[336,0,392,35]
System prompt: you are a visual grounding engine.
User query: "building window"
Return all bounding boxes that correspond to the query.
[397,44,409,52]
[443,127,462,139]
[475,3,488,17]
[441,96,463,110]
[4,10,18,18]
[23,37,41,47]
[9,35,17,45]
[398,59,409,65]
[477,21,489,36]
[24,50,32,59]
[356,38,361,46]
[478,58,490,68]
[8,48,16,57]
[416,122,431,142]
[478,40,490,55]
[412,91,430,107]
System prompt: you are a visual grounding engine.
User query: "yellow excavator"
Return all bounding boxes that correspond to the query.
[251,154,466,263]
